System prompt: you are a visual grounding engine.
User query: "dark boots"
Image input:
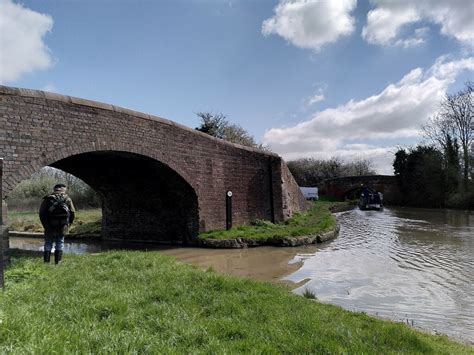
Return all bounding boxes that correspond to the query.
[44,250,62,264]
[54,250,63,265]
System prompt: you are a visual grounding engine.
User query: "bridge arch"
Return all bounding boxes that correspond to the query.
[320,175,399,203]
[50,150,198,243]
[342,186,364,200]
[5,142,201,243]
[4,140,199,198]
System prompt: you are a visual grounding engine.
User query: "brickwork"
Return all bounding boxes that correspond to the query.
[0,85,306,249]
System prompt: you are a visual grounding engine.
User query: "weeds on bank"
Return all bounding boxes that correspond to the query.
[198,201,342,240]
[302,288,317,300]
[0,251,471,354]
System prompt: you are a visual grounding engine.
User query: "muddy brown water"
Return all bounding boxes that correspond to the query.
[9,207,474,343]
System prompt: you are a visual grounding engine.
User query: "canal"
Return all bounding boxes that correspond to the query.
[286,207,474,344]
[9,207,474,343]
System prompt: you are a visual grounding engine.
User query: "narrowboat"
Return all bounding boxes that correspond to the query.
[359,187,383,211]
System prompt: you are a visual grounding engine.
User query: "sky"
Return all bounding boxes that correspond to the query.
[0,0,473,174]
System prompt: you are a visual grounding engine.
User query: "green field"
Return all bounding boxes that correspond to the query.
[0,250,471,353]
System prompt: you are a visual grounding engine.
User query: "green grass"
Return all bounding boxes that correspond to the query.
[318,195,343,202]
[198,201,343,240]
[0,250,471,353]
[8,208,102,236]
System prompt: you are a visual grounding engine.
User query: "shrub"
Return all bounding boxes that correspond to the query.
[302,288,317,299]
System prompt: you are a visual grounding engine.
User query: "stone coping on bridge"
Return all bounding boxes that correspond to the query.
[0,85,279,158]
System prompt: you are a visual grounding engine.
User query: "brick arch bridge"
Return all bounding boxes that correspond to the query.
[320,175,399,202]
[0,85,306,253]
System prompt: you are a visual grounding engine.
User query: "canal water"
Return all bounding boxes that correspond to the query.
[287,208,474,343]
[9,207,474,343]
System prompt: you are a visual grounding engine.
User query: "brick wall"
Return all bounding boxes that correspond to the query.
[0,85,306,248]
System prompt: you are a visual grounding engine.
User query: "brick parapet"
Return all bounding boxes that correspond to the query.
[0,85,279,158]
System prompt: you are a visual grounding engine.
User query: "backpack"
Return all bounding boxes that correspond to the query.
[46,194,71,227]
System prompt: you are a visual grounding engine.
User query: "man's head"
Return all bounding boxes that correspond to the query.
[53,183,67,194]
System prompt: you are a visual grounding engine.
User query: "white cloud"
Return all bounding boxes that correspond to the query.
[262,0,357,51]
[362,0,474,47]
[263,56,474,174]
[302,83,327,109]
[41,83,57,92]
[0,0,54,83]
[307,93,325,105]
[394,27,429,48]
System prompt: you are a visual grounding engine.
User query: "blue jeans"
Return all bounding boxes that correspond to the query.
[44,235,65,252]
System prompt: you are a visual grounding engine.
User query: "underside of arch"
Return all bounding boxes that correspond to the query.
[51,151,199,243]
[343,186,364,200]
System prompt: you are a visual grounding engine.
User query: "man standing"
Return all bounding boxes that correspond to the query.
[39,184,75,264]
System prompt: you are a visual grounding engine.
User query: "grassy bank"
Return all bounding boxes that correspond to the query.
[0,251,470,353]
[198,201,344,240]
[8,208,102,237]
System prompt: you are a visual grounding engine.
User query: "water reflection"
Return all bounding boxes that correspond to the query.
[284,208,474,344]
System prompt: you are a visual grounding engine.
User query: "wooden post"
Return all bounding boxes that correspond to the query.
[226,190,232,230]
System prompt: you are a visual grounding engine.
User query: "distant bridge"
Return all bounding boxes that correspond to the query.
[320,175,399,201]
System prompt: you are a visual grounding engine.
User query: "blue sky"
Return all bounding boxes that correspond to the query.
[1,0,473,173]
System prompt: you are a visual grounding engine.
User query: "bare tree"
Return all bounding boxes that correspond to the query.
[345,159,376,176]
[441,81,473,188]
[287,157,376,186]
[422,81,473,188]
[422,113,457,151]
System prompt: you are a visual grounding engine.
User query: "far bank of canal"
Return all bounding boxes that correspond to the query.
[9,206,474,344]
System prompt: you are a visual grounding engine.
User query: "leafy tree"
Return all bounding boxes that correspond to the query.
[393,148,408,191]
[195,112,268,150]
[443,134,460,193]
[393,146,446,207]
[195,112,228,139]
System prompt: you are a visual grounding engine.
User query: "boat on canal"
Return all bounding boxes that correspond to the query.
[359,187,383,211]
